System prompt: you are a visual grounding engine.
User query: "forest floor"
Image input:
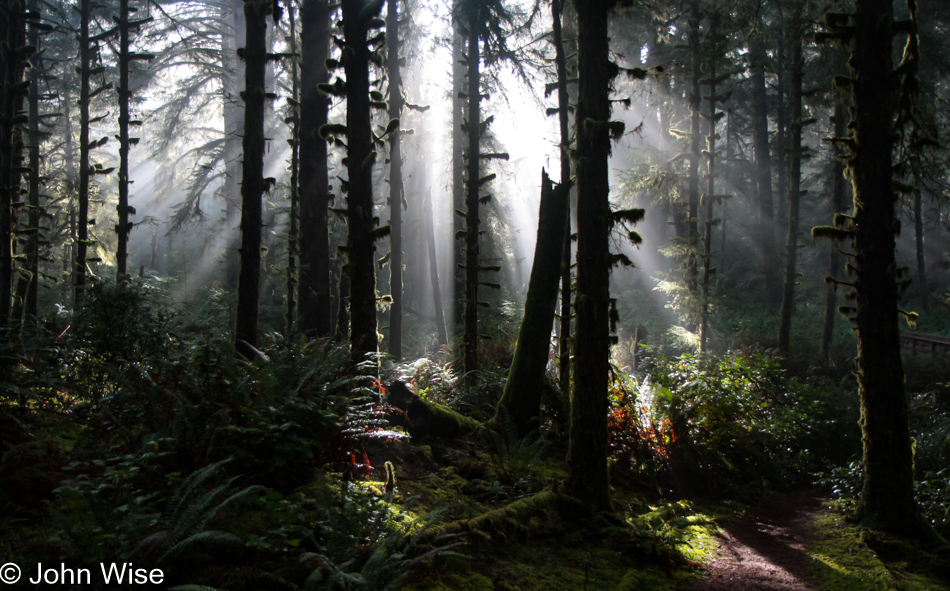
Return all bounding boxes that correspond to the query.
[690,488,823,591]
[689,488,950,591]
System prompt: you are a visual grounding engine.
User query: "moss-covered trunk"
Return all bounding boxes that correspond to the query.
[342,0,378,363]
[298,0,331,337]
[462,6,481,375]
[497,171,568,437]
[777,14,804,354]
[849,0,920,535]
[387,0,403,360]
[567,0,612,513]
[234,0,269,357]
[75,0,91,310]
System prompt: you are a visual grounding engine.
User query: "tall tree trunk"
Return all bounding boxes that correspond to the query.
[23,3,40,319]
[685,0,701,300]
[298,0,331,337]
[116,0,131,279]
[387,0,404,360]
[775,41,787,228]
[553,0,574,399]
[423,189,448,345]
[750,29,777,310]
[462,6,481,375]
[286,3,299,334]
[848,0,921,535]
[234,0,269,356]
[75,0,91,310]
[451,15,465,329]
[699,24,721,354]
[567,0,612,513]
[777,19,803,354]
[497,170,568,436]
[819,97,847,361]
[223,0,245,290]
[342,0,379,363]
[0,0,27,327]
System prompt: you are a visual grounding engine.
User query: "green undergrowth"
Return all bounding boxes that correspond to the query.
[805,501,950,591]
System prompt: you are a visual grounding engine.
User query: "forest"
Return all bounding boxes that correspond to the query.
[2,0,950,589]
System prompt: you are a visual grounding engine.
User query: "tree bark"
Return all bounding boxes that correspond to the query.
[298,0,331,337]
[685,0,701,301]
[387,0,404,360]
[553,0,574,400]
[286,3,300,334]
[116,0,132,279]
[75,0,91,310]
[462,6,481,375]
[777,18,803,354]
[914,190,929,312]
[342,0,379,363]
[497,170,568,437]
[223,0,244,290]
[567,0,612,513]
[234,0,269,357]
[451,16,465,329]
[749,30,777,311]
[849,0,921,535]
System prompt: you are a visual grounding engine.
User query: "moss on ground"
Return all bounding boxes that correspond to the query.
[805,502,950,591]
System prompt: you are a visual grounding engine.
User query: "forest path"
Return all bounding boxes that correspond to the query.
[690,488,826,591]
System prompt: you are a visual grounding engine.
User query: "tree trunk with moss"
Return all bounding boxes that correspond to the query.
[342,0,380,363]
[497,170,568,437]
[387,0,404,360]
[567,0,612,513]
[74,0,92,310]
[298,0,331,337]
[0,0,28,326]
[553,0,574,400]
[234,0,269,357]
[777,13,803,355]
[462,4,481,376]
[837,0,922,535]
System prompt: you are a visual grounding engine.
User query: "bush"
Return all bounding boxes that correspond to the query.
[610,350,859,494]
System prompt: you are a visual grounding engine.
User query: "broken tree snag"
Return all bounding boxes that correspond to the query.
[386,381,480,438]
[496,170,570,437]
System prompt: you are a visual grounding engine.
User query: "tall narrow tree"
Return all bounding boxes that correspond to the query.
[814,0,925,536]
[234,0,273,356]
[567,0,614,512]
[777,5,805,354]
[115,0,153,280]
[386,0,404,360]
[298,0,331,337]
[286,2,300,333]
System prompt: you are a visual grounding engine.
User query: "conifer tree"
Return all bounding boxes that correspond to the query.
[115,0,154,280]
[0,0,29,327]
[320,0,395,363]
[298,0,331,337]
[234,0,277,356]
[567,0,614,512]
[814,0,927,536]
[386,0,404,360]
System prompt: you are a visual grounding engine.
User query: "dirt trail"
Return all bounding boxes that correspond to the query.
[691,488,826,591]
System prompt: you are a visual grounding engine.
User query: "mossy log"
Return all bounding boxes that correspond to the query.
[387,381,480,438]
[432,489,588,545]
